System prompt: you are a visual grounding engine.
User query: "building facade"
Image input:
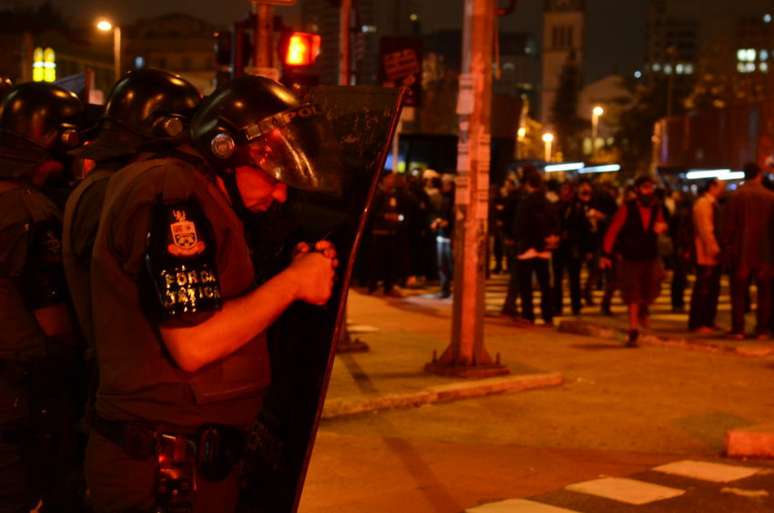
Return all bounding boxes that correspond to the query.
[541,0,585,123]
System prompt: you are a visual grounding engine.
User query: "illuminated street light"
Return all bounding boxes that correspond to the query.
[96,19,113,32]
[95,17,122,82]
[542,132,554,162]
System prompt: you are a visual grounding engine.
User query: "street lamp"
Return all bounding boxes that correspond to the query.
[591,105,604,158]
[542,132,554,163]
[96,17,122,82]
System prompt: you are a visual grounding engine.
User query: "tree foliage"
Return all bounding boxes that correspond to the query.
[550,51,584,160]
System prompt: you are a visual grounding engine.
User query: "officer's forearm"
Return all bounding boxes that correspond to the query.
[160,268,302,373]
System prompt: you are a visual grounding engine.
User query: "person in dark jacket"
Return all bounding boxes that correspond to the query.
[601,175,668,347]
[432,174,455,298]
[553,180,593,316]
[513,168,559,325]
[721,162,774,339]
[501,178,523,317]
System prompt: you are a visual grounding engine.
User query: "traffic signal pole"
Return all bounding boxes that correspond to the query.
[426,0,509,378]
[255,2,273,68]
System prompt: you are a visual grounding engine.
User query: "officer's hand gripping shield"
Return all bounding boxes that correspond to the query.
[241,86,405,513]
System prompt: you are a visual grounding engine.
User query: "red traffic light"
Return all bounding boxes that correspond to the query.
[284,32,321,67]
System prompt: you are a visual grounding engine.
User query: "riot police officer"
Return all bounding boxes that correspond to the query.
[63,69,201,355]
[0,82,85,512]
[85,76,339,512]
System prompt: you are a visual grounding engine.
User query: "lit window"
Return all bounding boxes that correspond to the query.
[738,62,747,73]
[737,49,746,61]
[134,56,145,69]
[33,47,56,82]
[685,63,694,74]
[676,63,684,74]
[761,62,769,73]
[361,25,377,33]
[747,62,756,72]
[664,64,673,74]
[652,63,661,72]
[765,13,772,23]
[747,49,757,61]
[761,49,769,61]
[634,70,643,79]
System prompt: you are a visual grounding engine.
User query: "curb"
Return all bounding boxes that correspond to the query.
[726,424,774,459]
[558,320,774,358]
[322,372,564,420]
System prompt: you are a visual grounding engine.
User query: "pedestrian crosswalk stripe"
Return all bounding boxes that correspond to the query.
[653,460,762,483]
[466,499,581,513]
[565,477,685,505]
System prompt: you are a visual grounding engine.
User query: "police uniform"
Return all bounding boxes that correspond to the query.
[0,82,86,512]
[0,179,75,512]
[62,162,123,350]
[86,153,270,512]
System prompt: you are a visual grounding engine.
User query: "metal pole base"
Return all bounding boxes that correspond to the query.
[337,329,370,353]
[424,347,510,378]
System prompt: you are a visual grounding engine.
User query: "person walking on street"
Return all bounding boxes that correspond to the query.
[501,177,523,317]
[721,162,774,340]
[552,181,589,316]
[688,178,725,333]
[432,174,455,298]
[513,168,559,326]
[601,175,668,347]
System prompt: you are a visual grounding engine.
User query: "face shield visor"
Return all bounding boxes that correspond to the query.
[238,104,342,195]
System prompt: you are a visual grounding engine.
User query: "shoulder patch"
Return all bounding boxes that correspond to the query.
[167,208,207,257]
[144,200,223,322]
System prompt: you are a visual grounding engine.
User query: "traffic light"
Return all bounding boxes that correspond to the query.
[279,31,321,93]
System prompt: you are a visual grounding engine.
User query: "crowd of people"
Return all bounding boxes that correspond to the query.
[360,163,774,348]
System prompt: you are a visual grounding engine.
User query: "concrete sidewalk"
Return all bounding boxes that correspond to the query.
[322,290,564,419]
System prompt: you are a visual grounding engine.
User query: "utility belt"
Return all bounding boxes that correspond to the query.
[92,414,246,513]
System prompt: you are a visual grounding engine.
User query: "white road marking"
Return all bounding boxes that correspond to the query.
[466,499,582,513]
[566,477,685,505]
[654,460,762,483]
[721,487,770,498]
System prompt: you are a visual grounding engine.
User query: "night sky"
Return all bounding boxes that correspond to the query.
[12,0,647,82]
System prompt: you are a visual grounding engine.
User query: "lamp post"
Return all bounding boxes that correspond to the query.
[591,105,604,158]
[96,18,121,82]
[542,132,554,163]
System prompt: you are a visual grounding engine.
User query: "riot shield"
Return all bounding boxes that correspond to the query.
[241,86,405,513]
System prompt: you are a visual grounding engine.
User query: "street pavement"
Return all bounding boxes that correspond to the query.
[301,274,774,513]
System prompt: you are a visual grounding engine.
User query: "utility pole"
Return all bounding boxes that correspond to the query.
[255,2,273,68]
[426,0,508,378]
[338,0,352,85]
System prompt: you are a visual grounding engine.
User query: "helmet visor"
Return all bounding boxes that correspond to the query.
[241,104,342,194]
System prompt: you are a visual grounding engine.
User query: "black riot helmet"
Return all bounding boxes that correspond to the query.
[190,75,341,194]
[0,82,84,178]
[78,68,201,161]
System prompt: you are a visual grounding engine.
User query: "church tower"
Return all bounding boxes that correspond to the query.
[541,0,585,123]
